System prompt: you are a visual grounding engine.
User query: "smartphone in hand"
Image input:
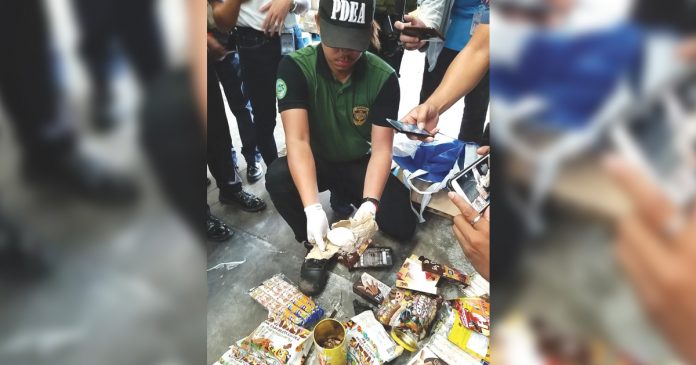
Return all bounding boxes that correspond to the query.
[385,118,433,138]
[401,26,445,40]
[447,154,491,214]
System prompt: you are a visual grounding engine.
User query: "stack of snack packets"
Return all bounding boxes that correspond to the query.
[249,274,324,328]
[345,311,403,365]
[238,316,313,365]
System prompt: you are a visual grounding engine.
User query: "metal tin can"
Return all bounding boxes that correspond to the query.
[390,328,418,352]
[313,319,347,365]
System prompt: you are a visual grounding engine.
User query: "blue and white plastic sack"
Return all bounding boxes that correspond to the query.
[392,134,479,222]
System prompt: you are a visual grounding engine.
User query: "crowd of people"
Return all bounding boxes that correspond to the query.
[207,0,491,295]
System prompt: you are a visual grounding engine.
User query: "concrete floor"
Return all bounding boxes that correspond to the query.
[206,51,477,364]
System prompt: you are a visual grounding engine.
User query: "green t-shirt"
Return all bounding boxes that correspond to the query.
[276,45,400,162]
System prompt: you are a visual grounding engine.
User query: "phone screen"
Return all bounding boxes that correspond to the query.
[385,118,433,137]
[611,90,696,205]
[449,154,491,213]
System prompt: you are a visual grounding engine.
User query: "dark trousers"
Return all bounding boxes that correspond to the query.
[265,156,417,243]
[420,47,490,146]
[214,52,260,167]
[208,57,242,194]
[235,27,284,166]
[0,1,75,165]
[141,70,206,236]
[72,0,164,102]
[369,12,405,76]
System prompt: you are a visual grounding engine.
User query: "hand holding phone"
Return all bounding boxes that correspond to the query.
[447,154,491,214]
[385,118,434,138]
[401,26,445,40]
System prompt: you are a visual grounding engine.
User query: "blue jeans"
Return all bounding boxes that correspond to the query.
[235,25,305,166]
[214,52,261,167]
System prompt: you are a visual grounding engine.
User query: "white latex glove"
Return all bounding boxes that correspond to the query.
[354,201,377,222]
[304,203,329,251]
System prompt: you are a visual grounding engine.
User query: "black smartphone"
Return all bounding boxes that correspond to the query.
[385,118,433,138]
[447,154,491,214]
[401,26,445,40]
[354,247,394,269]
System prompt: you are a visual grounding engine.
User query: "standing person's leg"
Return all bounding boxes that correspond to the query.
[207,59,266,212]
[214,53,263,182]
[419,48,459,103]
[72,0,118,131]
[339,157,417,242]
[115,0,165,85]
[0,1,75,162]
[458,70,490,145]
[236,31,282,166]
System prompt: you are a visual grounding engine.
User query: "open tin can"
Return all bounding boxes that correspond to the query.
[313,319,347,365]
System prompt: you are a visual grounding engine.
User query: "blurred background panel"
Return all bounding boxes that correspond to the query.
[0,1,206,364]
[490,0,696,363]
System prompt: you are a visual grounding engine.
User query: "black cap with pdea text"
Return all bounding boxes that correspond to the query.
[318,0,375,51]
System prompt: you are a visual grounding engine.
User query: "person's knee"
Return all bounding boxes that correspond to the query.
[380,210,417,241]
[377,183,417,241]
[264,157,291,194]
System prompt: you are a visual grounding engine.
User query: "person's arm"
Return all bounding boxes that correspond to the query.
[193,1,208,127]
[363,125,394,202]
[277,57,317,206]
[605,155,696,363]
[277,56,331,248]
[449,146,490,281]
[210,0,244,34]
[428,24,489,113]
[260,0,310,36]
[354,74,399,219]
[282,108,319,206]
[401,24,489,136]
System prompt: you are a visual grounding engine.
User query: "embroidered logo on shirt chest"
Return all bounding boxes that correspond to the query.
[352,106,369,126]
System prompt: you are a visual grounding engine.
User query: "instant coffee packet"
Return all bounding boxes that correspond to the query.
[375,288,442,352]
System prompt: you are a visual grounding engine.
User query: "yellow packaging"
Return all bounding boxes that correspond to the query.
[447,310,490,362]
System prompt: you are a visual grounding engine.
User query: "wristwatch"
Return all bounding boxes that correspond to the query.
[362,197,380,211]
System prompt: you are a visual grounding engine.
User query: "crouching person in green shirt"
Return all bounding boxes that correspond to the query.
[265,0,417,295]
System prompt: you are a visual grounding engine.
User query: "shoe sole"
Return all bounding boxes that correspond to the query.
[219,197,267,212]
[208,230,234,242]
[247,173,263,184]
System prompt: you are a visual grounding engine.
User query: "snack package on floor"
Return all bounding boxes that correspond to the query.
[404,333,482,365]
[461,274,489,298]
[418,256,470,286]
[345,311,403,365]
[375,288,442,352]
[433,298,490,363]
[249,274,324,328]
[353,273,391,306]
[337,239,372,269]
[238,317,313,365]
[395,255,441,295]
[216,345,275,365]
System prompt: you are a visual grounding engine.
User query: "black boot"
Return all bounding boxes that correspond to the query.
[207,212,233,242]
[298,241,329,296]
[219,190,266,212]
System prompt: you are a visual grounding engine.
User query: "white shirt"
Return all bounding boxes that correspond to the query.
[237,0,298,31]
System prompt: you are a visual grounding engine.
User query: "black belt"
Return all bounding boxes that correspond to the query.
[233,27,280,47]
